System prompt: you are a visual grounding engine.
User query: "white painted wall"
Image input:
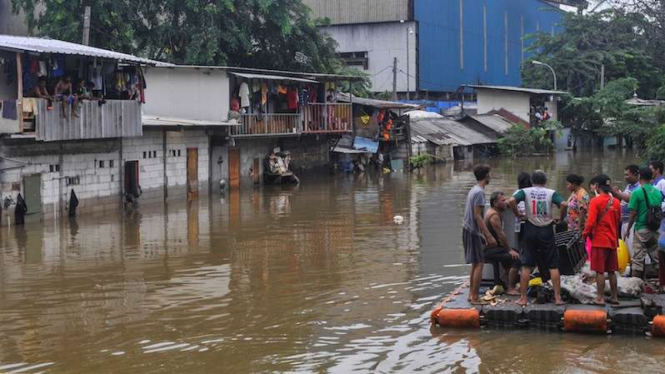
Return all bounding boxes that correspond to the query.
[476,90,531,122]
[143,67,230,123]
[320,22,417,93]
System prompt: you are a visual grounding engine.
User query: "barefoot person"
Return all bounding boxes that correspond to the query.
[583,175,621,305]
[510,170,568,306]
[463,164,497,305]
[484,192,521,295]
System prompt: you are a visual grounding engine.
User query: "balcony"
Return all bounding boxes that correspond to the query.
[31,98,142,142]
[229,113,301,137]
[303,103,352,134]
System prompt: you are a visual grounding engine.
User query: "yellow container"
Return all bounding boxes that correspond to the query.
[617,239,630,273]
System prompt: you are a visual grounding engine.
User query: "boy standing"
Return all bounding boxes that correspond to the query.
[463,164,497,304]
[583,175,621,305]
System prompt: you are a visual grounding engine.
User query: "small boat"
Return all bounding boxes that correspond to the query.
[263,170,300,185]
[263,150,300,185]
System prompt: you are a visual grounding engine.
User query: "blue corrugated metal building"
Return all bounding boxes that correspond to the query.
[416,0,564,93]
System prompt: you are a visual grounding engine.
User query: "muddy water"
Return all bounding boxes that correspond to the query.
[1,149,663,374]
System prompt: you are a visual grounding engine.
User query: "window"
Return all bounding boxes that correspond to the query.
[153,150,157,158]
[109,160,114,168]
[143,151,147,159]
[339,52,369,70]
[177,149,181,157]
[99,160,105,168]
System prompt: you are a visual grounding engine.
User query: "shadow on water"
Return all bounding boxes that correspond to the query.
[0,150,664,373]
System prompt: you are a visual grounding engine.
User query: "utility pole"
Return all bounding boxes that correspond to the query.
[392,57,398,101]
[82,4,91,46]
[600,64,605,90]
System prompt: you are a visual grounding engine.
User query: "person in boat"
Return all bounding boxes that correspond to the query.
[484,191,521,295]
[462,164,497,305]
[583,174,621,305]
[564,174,589,232]
[611,164,640,260]
[509,170,568,306]
[624,167,663,281]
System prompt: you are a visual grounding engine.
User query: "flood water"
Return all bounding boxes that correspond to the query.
[1,149,664,374]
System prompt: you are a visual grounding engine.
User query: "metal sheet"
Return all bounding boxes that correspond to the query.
[0,35,159,65]
[229,72,318,84]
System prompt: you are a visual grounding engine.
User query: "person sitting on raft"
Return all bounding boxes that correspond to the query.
[510,170,568,306]
[484,191,521,295]
[583,174,622,305]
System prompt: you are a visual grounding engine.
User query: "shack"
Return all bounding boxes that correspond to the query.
[407,111,496,161]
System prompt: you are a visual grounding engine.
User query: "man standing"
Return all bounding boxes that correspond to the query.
[611,164,640,257]
[510,170,568,306]
[463,164,497,304]
[583,175,621,306]
[624,167,663,279]
[484,192,521,295]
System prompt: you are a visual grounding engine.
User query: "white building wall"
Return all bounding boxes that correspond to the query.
[143,67,231,123]
[122,130,165,191]
[320,22,417,94]
[476,90,531,122]
[164,130,210,188]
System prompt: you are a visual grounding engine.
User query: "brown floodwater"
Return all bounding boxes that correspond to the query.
[1,149,663,374]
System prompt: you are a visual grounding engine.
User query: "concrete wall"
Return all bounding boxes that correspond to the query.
[0,128,211,225]
[143,67,230,123]
[476,90,531,122]
[304,0,410,24]
[320,22,416,93]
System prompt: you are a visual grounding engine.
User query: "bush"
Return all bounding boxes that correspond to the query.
[409,153,433,168]
[646,125,665,161]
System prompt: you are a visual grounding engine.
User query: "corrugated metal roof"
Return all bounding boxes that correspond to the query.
[466,84,568,95]
[0,34,161,65]
[468,114,515,134]
[229,72,318,84]
[337,93,420,109]
[625,98,665,107]
[152,65,365,81]
[408,111,496,146]
[143,115,238,127]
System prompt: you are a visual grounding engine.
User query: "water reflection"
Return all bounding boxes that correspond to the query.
[0,150,664,373]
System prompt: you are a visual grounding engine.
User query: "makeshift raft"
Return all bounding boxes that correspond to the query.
[430,283,665,336]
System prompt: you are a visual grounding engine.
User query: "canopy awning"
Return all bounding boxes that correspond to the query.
[229,72,318,84]
[143,115,239,128]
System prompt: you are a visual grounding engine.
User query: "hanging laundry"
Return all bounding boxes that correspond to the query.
[137,66,146,104]
[239,82,250,108]
[261,82,268,105]
[278,85,288,95]
[52,55,65,78]
[287,88,298,110]
[253,81,261,93]
[2,100,17,120]
[38,61,47,77]
[22,98,37,116]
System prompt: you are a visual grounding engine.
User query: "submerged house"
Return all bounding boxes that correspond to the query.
[0,35,157,223]
[142,65,364,190]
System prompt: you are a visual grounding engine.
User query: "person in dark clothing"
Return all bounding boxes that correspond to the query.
[14,193,27,225]
[484,191,521,295]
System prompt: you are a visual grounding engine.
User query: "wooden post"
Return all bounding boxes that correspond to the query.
[16,53,24,133]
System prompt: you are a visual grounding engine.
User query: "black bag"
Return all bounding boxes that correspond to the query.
[643,187,662,231]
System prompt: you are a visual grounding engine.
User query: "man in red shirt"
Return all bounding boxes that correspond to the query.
[583,174,622,305]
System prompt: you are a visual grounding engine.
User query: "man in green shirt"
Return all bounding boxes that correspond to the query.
[625,167,664,279]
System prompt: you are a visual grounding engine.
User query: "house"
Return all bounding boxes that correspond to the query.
[407,111,497,161]
[0,34,160,223]
[305,0,576,97]
[142,65,364,190]
[459,113,520,140]
[467,84,567,125]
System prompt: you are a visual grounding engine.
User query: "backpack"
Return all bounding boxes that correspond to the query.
[643,187,663,231]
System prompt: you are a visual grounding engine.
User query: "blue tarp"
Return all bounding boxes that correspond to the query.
[353,137,379,153]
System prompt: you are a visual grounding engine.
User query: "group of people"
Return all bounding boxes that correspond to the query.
[463,161,665,306]
[29,75,106,119]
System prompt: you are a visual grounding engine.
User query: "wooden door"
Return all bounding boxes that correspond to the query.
[187,148,199,195]
[229,148,240,189]
[23,174,41,215]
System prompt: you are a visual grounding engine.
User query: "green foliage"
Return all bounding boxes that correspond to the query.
[498,124,558,156]
[522,9,664,98]
[646,125,665,162]
[409,153,433,169]
[11,0,342,74]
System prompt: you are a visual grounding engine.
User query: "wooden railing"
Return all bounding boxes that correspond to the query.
[33,98,142,142]
[303,103,352,133]
[229,114,301,137]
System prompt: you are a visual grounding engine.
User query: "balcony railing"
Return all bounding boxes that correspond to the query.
[33,98,142,142]
[229,114,301,137]
[303,103,352,133]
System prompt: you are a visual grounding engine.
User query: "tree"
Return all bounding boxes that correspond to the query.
[11,0,343,74]
[522,9,663,98]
